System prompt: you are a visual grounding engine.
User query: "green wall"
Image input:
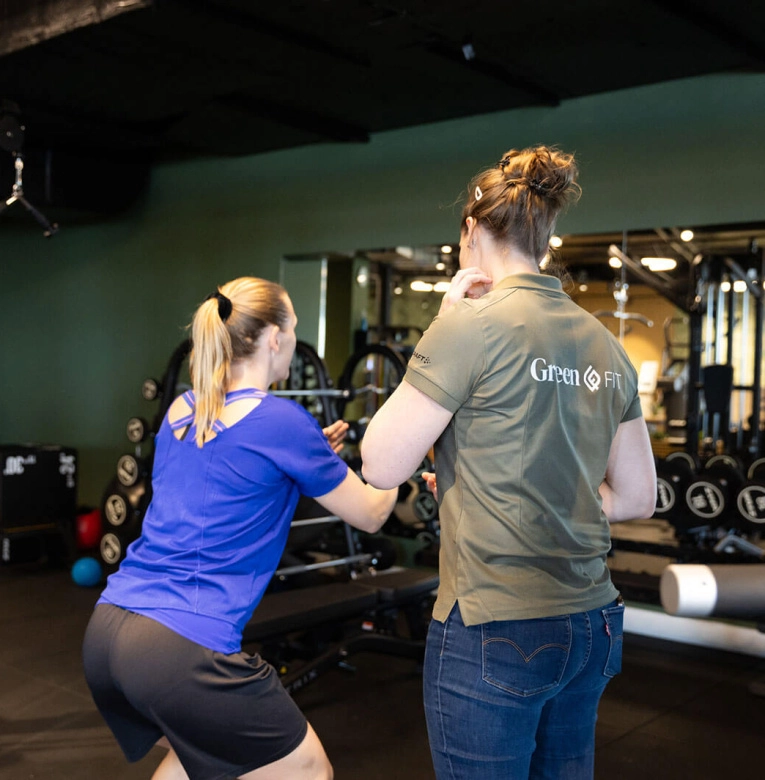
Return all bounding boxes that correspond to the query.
[2,71,765,505]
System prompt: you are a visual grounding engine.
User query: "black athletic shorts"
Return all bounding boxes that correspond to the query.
[82,603,308,780]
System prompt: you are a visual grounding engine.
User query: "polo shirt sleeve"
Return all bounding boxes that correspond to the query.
[621,384,643,422]
[273,402,349,497]
[404,302,485,414]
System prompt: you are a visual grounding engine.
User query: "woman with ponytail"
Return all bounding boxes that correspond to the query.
[83,277,397,780]
[362,146,656,779]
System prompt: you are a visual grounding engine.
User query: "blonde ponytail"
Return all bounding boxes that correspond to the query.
[187,277,291,447]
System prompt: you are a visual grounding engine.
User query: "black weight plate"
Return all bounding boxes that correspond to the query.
[685,479,726,520]
[736,484,765,527]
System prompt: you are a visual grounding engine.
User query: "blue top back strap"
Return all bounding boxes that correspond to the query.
[168,388,268,432]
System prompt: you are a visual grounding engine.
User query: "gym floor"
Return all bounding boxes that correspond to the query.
[1,561,764,780]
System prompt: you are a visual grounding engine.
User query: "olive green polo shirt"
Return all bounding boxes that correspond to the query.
[405,273,642,625]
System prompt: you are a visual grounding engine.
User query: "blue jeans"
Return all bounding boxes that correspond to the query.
[423,598,624,780]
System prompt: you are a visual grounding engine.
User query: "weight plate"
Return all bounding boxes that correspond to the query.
[655,476,677,514]
[737,485,765,525]
[685,480,725,520]
[100,533,123,565]
[414,492,438,522]
[141,378,160,401]
[126,416,147,443]
[747,458,765,481]
[704,454,740,470]
[665,451,699,470]
[116,454,139,487]
[104,493,128,526]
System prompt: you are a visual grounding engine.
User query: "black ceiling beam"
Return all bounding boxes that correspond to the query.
[13,98,170,154]
[425,42,561,106]
[215,94,369,144]
[649,0,765,69]
[0,0,151,57]
[166,0,371,70]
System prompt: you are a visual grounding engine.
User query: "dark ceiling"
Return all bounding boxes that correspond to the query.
[3,0,765,162]
[1,0,765,267]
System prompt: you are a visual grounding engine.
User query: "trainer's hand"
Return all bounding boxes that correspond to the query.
[439,267,493,316]
[422,471,438,501]
[323,420,349,454]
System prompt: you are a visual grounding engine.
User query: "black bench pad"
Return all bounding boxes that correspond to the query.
[243,581,378,643]
[353,567,439,602]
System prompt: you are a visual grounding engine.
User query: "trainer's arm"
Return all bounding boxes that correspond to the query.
[314,470,397,534]
[599,416,657,522]
[361,380,453,489]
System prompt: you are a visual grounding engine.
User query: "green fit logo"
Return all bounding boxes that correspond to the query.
[529,358,621,393]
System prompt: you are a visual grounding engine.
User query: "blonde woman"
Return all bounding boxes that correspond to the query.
[83,277,397,780]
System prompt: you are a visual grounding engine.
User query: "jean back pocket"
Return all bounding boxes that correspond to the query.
[482,615,571,697]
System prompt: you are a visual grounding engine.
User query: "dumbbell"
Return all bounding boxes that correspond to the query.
[655,453,696,518]
[99,476,152,568]
[655,451,702,535]
[735,457,765,532]
[115,453,151,487]
[126,416,150,444]
[683,453,745,527]
[141,377,162,401]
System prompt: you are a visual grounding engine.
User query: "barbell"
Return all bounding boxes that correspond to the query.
[269,383,391,400]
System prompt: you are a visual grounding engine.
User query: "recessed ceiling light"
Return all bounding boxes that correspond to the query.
[680,229,694,242]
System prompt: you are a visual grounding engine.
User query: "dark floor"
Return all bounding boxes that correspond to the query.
[1,562,764,780]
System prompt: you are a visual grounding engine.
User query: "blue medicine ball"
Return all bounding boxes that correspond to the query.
[71,556,102,587]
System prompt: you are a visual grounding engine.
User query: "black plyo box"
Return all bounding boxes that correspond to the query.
[0,444,77,534]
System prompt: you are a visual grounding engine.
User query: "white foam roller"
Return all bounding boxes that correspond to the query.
[660,564,717,617]
[660,564,765,618]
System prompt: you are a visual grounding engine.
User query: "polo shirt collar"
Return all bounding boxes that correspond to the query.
[493,272,564,294]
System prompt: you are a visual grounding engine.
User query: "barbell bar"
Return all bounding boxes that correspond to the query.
[269,383,391,399]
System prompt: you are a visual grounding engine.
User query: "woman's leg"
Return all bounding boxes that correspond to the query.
[151,746,190,780]
[239,723,332,780]
[423,606,552,780]
[529,599,624,780]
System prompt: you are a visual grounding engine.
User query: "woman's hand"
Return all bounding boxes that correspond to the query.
[422,471,438,501]
[439,266,493,316]
[323,419,350,454]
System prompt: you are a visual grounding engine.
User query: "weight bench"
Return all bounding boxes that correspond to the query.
[242,566,439,695]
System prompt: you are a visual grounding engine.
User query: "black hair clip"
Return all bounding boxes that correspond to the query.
[205,291,233,322]
[527,177,548,196]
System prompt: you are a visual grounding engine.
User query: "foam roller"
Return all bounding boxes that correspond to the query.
[660,564,765,619]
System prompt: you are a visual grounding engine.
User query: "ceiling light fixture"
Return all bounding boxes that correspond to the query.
[441,245,453,254]
[640,257,677,272]
[434,281,451,293]
[435,261,446,271]
[680,229,694,242]
[608,256,622,268]
[410,280,433,292]
[549,235,563,248]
